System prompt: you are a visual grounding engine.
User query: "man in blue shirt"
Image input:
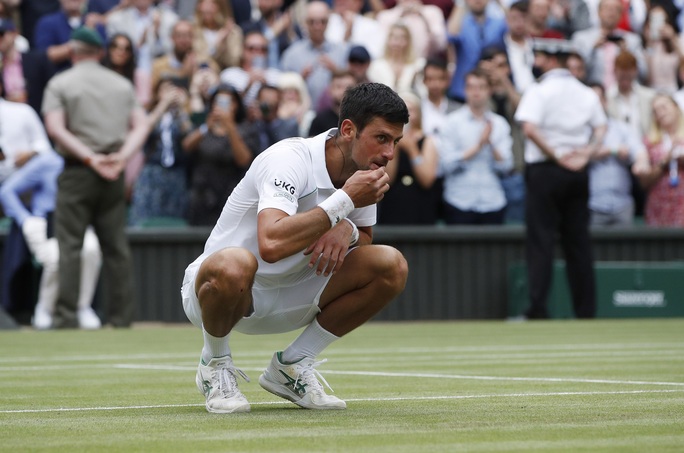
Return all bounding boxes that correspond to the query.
[34,0,107,72]
[446,0,507,102]
[586,82,651,226]
[438,68,513,224]
[280,1,348,110]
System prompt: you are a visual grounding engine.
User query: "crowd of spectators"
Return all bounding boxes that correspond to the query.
[1,0,684,327]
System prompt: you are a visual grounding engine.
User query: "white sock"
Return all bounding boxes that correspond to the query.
[201,326,231,364]
[281,318,339,364]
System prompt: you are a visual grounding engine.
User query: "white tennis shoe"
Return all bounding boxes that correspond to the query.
[32,306,52,330]
[258,352,346,410]
[77,307,101,330]
[196,356,251,413]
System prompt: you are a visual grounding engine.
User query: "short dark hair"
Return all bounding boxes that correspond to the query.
[424,57,448,73]
[479,45,508,63]
[466,68,490,86]
[586,81,604,93]
[338,83,409,132]
[509,0,529,13]
[257,83,281,99]
[331,69,355,81]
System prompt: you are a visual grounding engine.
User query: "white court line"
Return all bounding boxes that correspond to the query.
[1,389,682,414]
[2,362,682,388]
[327,370,684,387]
[109,364,684,387]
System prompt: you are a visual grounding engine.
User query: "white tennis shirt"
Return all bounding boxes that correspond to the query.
[515,68,606,164]
[191,129,376,284]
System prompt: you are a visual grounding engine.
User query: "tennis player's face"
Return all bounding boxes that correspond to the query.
[350,117,404,170]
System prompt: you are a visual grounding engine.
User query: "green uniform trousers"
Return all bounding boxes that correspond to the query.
[54,165,134,328]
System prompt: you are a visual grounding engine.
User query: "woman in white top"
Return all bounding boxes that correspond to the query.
[367,22,425,93]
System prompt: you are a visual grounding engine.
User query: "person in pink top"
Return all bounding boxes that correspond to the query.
[636,94,684,227]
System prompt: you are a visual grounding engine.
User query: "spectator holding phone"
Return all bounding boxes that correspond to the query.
[188,63,220,125]
[129,77,193,226]
[250,84,299,152]
[641,5,683,94]
[572,0,647,91]
[182,84,261,226]
[150,20,219,109]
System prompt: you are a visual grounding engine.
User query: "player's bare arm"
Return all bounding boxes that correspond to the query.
[303,223,373,276]
[256,168,387,262]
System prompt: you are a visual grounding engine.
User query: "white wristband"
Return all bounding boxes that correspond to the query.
[343,218,359,246]
[318,189,354,226]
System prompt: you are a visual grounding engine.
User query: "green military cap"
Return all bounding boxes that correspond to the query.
[70,26,103,48]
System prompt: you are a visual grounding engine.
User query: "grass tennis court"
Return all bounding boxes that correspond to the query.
[1,319,682,452]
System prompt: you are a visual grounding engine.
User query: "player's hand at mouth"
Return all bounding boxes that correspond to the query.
[342,167,390,206]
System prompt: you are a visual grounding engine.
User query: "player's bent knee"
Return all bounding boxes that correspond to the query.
[370,245,408,291]
[387,248,409,291]
[197,248,258,299]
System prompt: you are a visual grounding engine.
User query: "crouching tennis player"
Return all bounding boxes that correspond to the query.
[181,83,410,413]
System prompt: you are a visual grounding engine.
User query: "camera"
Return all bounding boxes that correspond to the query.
[161,74,189,90]
[259,102,271,117]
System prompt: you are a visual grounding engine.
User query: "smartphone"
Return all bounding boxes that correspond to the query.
[216,93,232,111]
[252,55,266,70]
[650,10,666,41]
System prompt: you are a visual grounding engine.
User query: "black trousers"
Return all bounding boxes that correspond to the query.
[443,203,506,225]
[525,162,596,319]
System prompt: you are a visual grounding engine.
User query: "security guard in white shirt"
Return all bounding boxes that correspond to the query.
[515,38,607,319]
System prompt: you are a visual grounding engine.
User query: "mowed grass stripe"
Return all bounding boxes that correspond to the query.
[1,341,683,364]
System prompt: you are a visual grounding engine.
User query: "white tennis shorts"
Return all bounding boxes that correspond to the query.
[181,260,331,335]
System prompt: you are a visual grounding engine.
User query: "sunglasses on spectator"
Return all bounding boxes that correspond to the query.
[306,18,328,25]
[110,43,132,52]
[246,45,268,52]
